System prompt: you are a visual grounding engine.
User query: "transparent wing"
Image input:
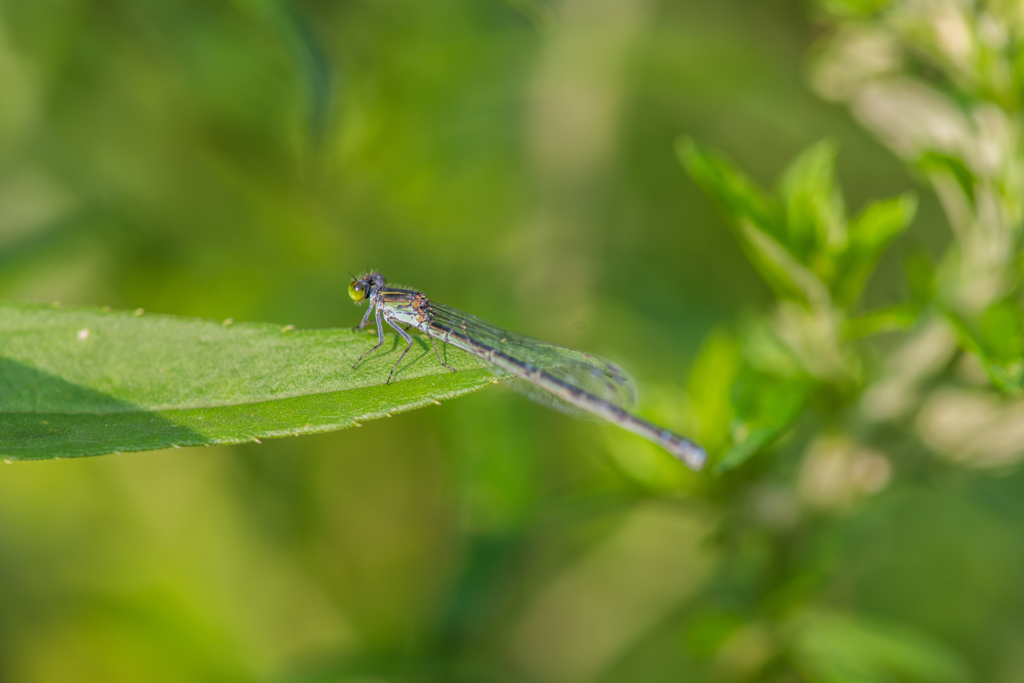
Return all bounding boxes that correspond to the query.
[427,302,639,414]
[504,378,604,421]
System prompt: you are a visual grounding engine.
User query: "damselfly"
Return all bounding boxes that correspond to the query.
[348,272,706,470]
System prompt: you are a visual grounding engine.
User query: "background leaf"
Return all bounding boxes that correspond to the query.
[778,138,846,266]
[946,298,1024,393]
[842,303,918,338]
[0,302,495,459]
[716,370,809,471]
[793,612,969,683]
[678,138,835,307]
[835,193,917,307]
[739,221,833,307]
[676,137,783,243]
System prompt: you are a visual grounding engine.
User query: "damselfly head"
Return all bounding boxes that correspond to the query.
[348,272,386,303]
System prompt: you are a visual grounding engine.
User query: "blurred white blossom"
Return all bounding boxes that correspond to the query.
[798,435,892,510]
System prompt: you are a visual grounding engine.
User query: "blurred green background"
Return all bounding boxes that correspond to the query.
[2,0,1019,681]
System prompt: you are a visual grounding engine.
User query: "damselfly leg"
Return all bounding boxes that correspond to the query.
[430,335,456,374]
[383,316,415,384]
[352,302,423,384]
[353,305,385,369]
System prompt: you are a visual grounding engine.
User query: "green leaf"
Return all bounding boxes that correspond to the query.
[676,136,784,243]
[979,298,1024,362]
[739,220,833,307]
[946,298,1024,393]
[778,139,846,266]
[716,370,808,472]
[793,612,969,683]
[0,302,496,459]
[678,137,831,307]
[834,193,917,307]
[686,329,742,455]
[918,153,977,210]
[843,303,919,339]
[716,424,787,472]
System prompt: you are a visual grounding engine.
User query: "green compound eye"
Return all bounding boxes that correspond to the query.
[348,281,365,302]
